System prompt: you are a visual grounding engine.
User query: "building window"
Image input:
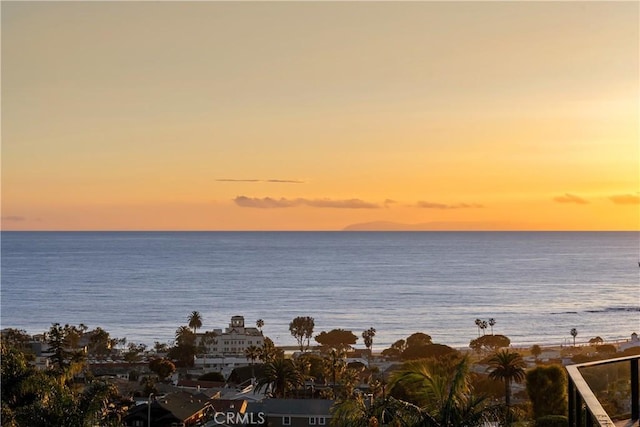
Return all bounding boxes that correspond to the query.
[319,417,326,425]
[309,416,316,425]
[282,416,291,425]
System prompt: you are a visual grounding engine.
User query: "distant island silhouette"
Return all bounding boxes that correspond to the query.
[342,221,515,231]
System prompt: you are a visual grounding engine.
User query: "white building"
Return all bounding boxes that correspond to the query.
[195,316,264,357]
[190,355,256,379]
[619,332,640,352]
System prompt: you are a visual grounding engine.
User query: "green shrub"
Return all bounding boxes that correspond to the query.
[526,365,567,418]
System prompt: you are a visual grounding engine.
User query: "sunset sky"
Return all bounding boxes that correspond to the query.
[2,1,638,231]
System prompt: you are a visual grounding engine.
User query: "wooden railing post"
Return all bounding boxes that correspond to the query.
[569,377,576,427]
[576,392,583,427]
[632,357,639,421]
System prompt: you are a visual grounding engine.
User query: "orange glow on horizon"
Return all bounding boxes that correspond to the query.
[2,1,638,231]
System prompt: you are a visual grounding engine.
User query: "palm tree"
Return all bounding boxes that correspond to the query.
[324,349,346,398]
[331,394,435,427]
[389,355,494,426]
[570,328,578,347]
[474,319,482,337]
[5,343,119,427]
[340,367,363,399]
[487,349,526,410]
[258,337,281,363]
[292,356,310,398]
[488,318,496,335]
[256,356,302,398]
[244,345,261,380]
[330,394,372,427]
[480,320,488,336]
[188,311,202,334]
[175,326,195,346]
[256,319,264,333]
[172,326,197,367]
[362,327,376,364]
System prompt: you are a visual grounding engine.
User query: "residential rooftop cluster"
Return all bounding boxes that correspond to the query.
[2,314,639,427]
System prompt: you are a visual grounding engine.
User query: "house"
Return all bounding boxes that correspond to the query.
[204,400,251,426]
[260,399,334,427]
[123,391,234,427]
[175,379,226,399]
[619,332,640,352]
[124,391,249,427]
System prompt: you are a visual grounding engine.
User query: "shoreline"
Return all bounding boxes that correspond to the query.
[4,324,637,354]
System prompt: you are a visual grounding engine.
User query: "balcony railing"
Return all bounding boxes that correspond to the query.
[567,354,639,427]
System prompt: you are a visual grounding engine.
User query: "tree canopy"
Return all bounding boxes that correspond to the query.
[168,326,197,367]
[525,365,567,421]
[406,332,432,348]
[149,358,176,380]
[401,343,458,361]
[1,341,121,427]
[45,323,86,378]
[381,339,407,359]
[530,344,542,360]
[289,316,315,352]
[315,329,358,351]
[381,333,447,361]
[469,334,511,353]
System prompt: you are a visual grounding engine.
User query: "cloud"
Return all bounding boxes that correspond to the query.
[553,193,589,204]
[415,201,484,209]
[266,179,305,184]
[609,194,640,205]
[233,196,380,209]
[234,196,298,208]
[305,199,380,209]
[218,178,304,184]
[1,215,26,222]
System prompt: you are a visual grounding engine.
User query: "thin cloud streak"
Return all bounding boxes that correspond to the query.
[1,215,26,221]
[305,199,379,209]
[415,201,484,209]
[234,196,380,209]
[553,193,589,204]
[218,179,304,184]
[609,194,640,205]
[266,179,305,184]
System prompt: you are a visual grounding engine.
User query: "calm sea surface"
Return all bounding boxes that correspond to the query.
[1,231,638,350]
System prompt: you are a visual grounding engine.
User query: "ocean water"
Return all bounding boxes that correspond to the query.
[1,231,638,350]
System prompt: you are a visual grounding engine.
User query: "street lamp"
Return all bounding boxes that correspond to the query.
[148,393,154,427]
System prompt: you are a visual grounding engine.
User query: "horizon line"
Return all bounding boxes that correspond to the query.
[1,229,638,233]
